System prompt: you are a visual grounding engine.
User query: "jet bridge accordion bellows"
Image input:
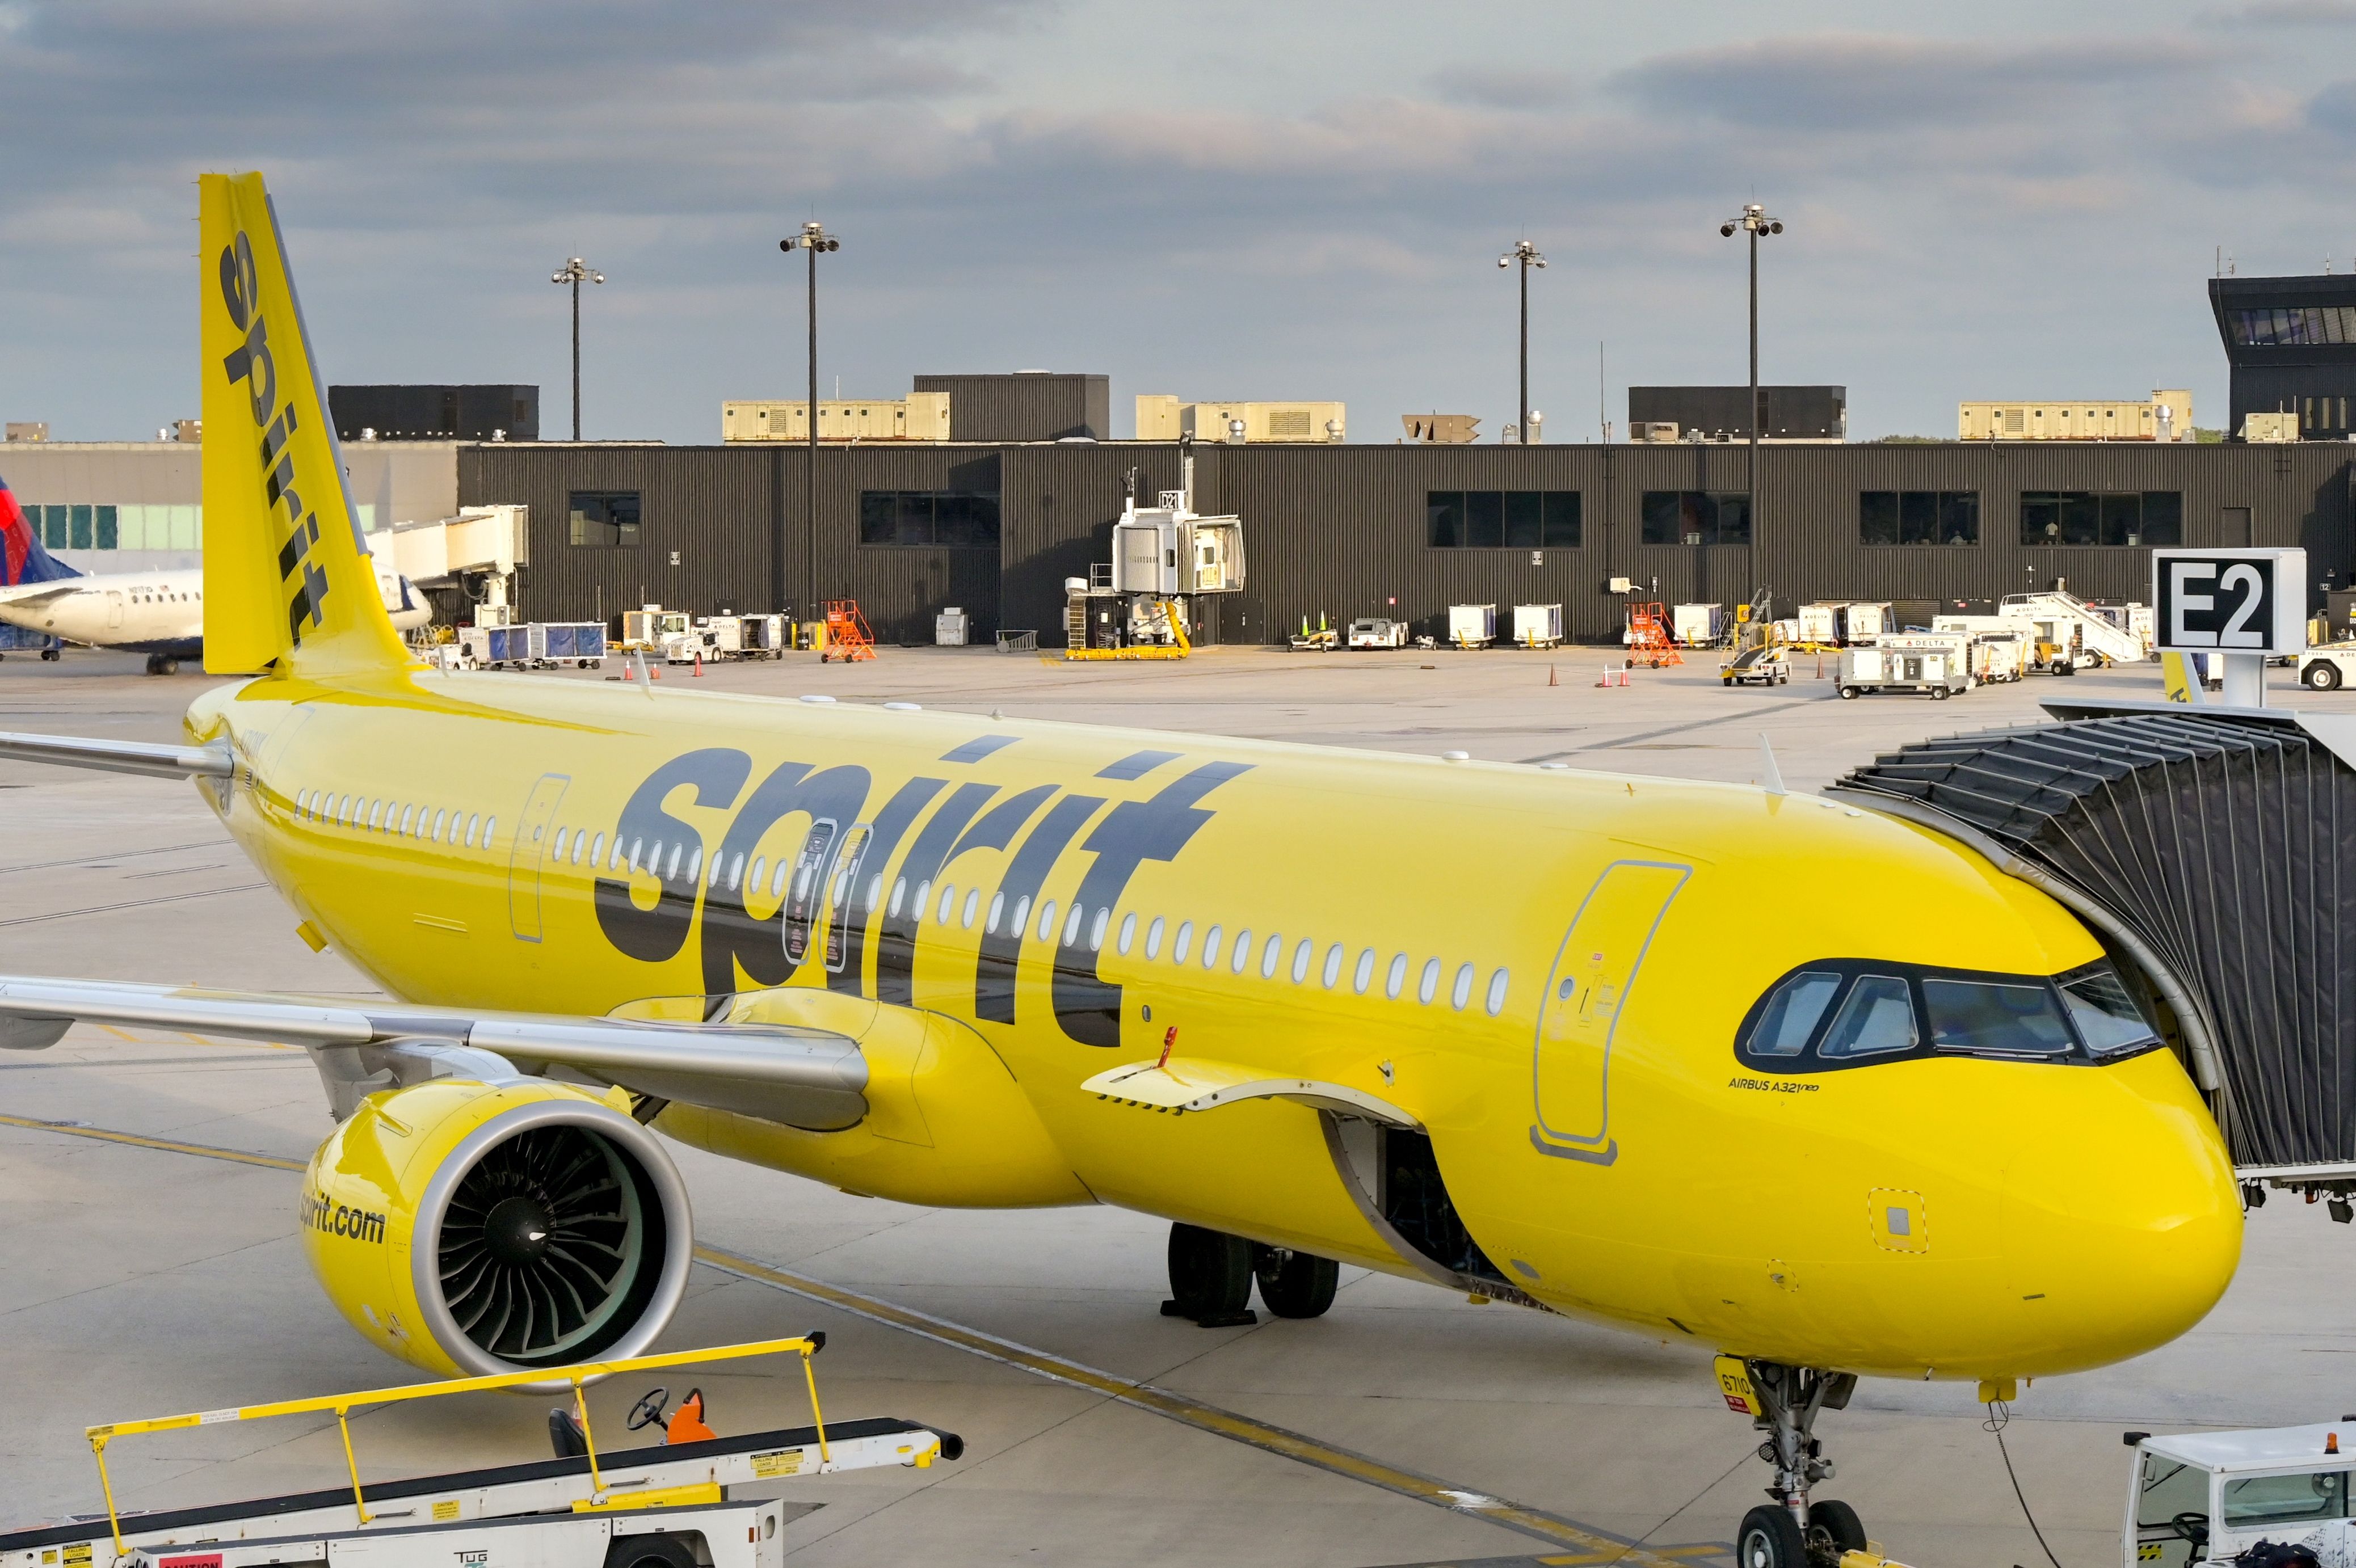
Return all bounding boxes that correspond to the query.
[1837,711,2356,1169]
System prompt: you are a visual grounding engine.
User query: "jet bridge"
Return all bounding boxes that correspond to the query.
[1833,699,2356,1179]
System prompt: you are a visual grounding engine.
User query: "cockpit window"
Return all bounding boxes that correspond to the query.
[1735,956,2166,1072]
[1820,976,1918,1058]
[2058,961,2161,1056]
[1751,972,1842,1056]
[1922,979,2074,1057]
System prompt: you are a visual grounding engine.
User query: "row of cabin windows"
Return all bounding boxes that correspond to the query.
[533,820,1522,1017]
[294,790,497,850]
[873,871,1514,1017]
[321,801,1517,1018]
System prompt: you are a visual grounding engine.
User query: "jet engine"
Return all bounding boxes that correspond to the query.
[300,1076,691,1378]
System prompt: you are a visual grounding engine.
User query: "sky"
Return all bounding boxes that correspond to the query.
[4,0,2355,445]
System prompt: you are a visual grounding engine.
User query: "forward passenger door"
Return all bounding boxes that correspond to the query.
[1530,860,1690,1166]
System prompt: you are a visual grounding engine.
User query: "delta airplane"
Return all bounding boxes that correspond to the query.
[0,174,2243,1568]
[0,475,428,673]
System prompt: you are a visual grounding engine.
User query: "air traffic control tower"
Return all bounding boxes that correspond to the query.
[2209,272,2356,440]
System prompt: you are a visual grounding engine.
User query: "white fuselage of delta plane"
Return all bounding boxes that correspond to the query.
[0,564,428,655]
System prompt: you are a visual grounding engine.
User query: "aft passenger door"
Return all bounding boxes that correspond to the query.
[507,774,570,941]
[1531,860,1690,1166]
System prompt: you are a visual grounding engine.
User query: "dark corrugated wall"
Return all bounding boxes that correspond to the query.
[913,374,1110,441]
[458,441,2356,647]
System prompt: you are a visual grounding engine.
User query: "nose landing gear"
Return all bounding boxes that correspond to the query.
[1723,1358,1865,1568]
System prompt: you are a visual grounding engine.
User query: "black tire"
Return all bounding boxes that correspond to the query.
[1837,686,1859,700]
[2307,661,2342,692]
[1738,1505,1807,1568]
[159,657,179,676]
[1808,1500,1868,1563]
[603,1532,701,1568]
[1251,1244,1339,1318]
[1930,685,1950,700]
[1166,1223,1255,1325]
[41,647,58,661]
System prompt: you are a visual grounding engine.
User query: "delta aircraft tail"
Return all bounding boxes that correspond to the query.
[198,172,407,678]
[0,478,80,589]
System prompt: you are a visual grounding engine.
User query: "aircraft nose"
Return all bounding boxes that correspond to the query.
[1999,1053,2242,1375]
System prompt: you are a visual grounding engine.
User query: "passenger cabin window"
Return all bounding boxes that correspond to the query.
[1735,958,2160,1072]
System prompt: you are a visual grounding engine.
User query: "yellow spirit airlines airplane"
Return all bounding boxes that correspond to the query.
[0,175,2242,1568]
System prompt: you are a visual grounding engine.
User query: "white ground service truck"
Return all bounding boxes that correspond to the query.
[1836,635,1972,700]
[0,1337,957,1568]
[2128,1422,2356,1568]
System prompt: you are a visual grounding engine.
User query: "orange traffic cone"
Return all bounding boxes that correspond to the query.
[1548,664,1559,687]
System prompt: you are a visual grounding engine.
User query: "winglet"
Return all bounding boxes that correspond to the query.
[2161,650,2206,706]
[1758,733,1787,796]
[199,172,409,678]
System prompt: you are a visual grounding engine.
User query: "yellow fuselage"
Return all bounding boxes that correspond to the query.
[188,666,2241,1382]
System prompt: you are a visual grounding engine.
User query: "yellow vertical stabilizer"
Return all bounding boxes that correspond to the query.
[199,172,409,678]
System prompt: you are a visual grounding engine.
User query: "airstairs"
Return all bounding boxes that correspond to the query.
[1999,589,2148,665]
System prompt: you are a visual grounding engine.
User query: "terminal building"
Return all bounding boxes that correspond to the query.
[8,378,2355,649]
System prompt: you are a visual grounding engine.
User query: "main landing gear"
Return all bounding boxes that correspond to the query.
[1161,1222,1340,1327]
[143,654,181,676]
[1730,1360,1865,1568]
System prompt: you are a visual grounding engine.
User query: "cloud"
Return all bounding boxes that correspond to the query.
[1426,65,1578,110]
[1612,32,2208,132]
[2201,0,2356,24]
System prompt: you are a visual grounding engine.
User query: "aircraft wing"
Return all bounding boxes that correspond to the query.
[0,729,235,781]
[0,583,81,612]
[0,975,869,1130]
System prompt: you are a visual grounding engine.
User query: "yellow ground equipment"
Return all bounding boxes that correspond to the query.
[13,1334,960,1568]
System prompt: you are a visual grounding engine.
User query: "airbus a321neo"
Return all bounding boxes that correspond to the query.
[0,174,2240,1568]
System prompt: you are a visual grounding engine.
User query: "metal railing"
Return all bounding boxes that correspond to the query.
[85,1334,829,1551]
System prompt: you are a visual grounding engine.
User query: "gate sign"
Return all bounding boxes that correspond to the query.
[2152,547,2307,656]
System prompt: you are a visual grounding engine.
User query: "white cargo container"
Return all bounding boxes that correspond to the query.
[1511,603,1564,647]
[1842,602,1892,641]
[1968,629,2027,683]
[936,606,970,646]
[1449,604,1497,647]
[1674,602,1728,647]
[1797,602,1849,644]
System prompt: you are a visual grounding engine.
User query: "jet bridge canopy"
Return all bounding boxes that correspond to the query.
[1835,705,2356,1172]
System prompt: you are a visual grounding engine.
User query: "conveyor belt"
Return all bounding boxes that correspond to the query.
[1835,707,2356,1169]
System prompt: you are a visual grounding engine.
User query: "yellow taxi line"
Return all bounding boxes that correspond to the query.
[0,1112,1721,1568]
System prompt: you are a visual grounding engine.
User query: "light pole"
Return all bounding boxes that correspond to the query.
[1497,239,1546,444]
[1719,204,1782,560]
[549,258,603,441]
[780,221,839,621]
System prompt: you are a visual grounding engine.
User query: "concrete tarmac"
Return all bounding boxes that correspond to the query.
[3,645,2353,1568]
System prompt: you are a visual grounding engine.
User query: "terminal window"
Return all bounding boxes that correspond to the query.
[1860,491,1979,546]
[1639,491,1751,547]
[2225,306,2356,345]
[35,504,120,550]
[1425,491,1580,549]
[567,491,641,548]
[2019,491,2182,547]
[858,491,1002,548]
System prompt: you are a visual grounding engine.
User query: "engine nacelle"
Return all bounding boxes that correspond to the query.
[301,1077,691,1378]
